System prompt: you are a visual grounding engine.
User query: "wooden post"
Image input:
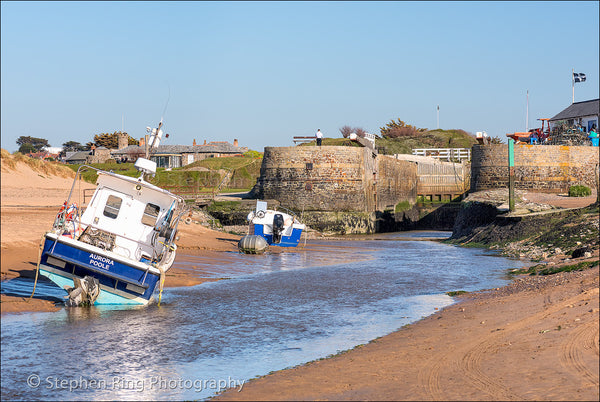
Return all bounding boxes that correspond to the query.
[508,139,515,212]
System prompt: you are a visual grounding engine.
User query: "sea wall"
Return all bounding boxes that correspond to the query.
[254,146,417,213]
[471,144,599,193]
[255,146,371,212]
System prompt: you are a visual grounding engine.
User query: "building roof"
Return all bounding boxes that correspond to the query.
[64,151,91,161]
[27,151,59,159]
[112,143,244,155]
[111,145,145,155]
[549,99,599,121]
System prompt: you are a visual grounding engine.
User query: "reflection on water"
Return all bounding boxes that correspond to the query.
[1,232,526,400]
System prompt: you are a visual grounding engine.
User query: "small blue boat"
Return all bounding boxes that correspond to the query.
[37,120,186,306]
[246,201,305,247]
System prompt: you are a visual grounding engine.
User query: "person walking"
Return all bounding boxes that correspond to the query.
[316,129,323,146]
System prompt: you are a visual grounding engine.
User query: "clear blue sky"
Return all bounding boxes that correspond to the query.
[2,1,599,152]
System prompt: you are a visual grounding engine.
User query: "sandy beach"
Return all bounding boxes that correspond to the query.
[1,154,598,400]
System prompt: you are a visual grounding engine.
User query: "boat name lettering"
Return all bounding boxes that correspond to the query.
[89,254,114,270]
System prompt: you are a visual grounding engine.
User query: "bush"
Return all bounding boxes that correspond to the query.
[395,200,412,212]
[243,150,263,158]
[568,185,591,197]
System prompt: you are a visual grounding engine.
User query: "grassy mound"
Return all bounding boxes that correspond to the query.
[376,129,478,155]
[1,149,75,178]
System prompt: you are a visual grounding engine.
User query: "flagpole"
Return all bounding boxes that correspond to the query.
[526,90,529,132]
[437,105,439,129]
[572,68,575,104]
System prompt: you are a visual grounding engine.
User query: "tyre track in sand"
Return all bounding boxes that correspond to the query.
[560,318,600,387]
[420,288,599,400]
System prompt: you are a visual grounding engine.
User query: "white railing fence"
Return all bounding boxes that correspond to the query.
[411,148,471,161]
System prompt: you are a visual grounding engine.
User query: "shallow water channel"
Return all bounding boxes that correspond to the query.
[1,231,526,400]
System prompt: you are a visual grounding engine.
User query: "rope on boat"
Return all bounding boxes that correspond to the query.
[157,271,165,306]
[28,233,46,301]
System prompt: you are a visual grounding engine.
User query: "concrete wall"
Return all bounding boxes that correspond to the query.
[471,144,599,192]
[255,146,417,213]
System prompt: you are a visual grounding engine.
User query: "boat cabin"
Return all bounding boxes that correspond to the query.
[79,171,181,263]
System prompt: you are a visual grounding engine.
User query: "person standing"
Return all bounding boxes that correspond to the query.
[316,129,323,146]
[588,124,598,146]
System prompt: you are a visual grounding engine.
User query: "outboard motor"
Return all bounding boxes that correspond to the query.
[272,214,285,244]
[64,275,100,307]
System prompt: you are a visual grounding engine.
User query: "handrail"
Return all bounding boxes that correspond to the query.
[293,136,315,144]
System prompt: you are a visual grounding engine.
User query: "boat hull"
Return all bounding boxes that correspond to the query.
[40,235,161,305]
[252,224,303,247]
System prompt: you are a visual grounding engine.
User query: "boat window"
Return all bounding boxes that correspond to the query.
[141,203,161,226]
[103,195,122,219]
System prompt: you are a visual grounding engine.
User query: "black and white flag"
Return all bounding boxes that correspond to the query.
[573,72,586,83]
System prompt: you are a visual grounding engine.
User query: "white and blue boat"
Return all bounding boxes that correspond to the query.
[247,201,305,247]
[37,121,186,305]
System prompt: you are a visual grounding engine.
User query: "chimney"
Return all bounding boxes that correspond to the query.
[203,139,207,145]
[233,139,239,147]
[139,137,145,147]
[193,139,197,146]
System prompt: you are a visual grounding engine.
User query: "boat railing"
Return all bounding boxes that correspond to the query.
[60,221,157,262]
[64,164,103,206]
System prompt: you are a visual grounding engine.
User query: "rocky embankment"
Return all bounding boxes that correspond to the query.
[449,189,599,266]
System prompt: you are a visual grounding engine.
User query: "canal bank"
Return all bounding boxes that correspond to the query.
[215,264,599,401]
[214,191,599,401]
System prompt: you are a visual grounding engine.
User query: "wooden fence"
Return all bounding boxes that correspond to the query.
[414,160,470,202]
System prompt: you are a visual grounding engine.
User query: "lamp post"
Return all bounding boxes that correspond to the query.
[508,139,515,212]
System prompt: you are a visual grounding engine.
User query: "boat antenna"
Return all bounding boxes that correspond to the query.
[161,84,170,121]
[144,85,171,159]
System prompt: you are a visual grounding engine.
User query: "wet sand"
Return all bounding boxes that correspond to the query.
[216,265,599,401]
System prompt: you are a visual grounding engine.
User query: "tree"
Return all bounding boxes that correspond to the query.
[339,125,367,138]
[62,141,87,152]
[92,131,138,149]
[379,118,426,139]
[18,143,37,154]
[60,141,90,157]
[16,136,50,152]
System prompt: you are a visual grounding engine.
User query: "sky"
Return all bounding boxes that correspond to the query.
[1,1,599,153]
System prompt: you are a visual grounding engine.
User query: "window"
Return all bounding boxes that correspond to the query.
[141,203,161,226]
[103,195,122,219]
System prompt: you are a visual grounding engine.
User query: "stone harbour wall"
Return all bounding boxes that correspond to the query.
[254,146,417,214]
[471,144,600,193]
[256,146,372,212]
